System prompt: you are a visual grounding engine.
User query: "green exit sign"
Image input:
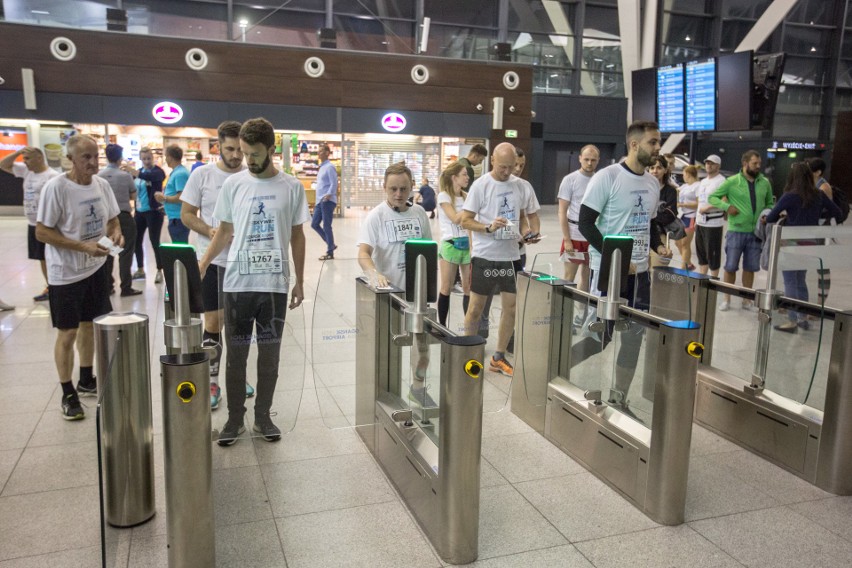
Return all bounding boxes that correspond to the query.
[505,129,518,138]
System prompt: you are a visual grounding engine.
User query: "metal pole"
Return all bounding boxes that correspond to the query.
[816,311,852,494]
[438,336,485,564]
[750,224,784,390]
[644,320,701,524]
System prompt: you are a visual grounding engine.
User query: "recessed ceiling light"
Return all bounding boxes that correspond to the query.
[31,10,50,15]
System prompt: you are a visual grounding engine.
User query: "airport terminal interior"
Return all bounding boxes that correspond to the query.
[1,1,852,567]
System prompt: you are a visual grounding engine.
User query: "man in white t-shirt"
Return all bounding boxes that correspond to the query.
[694,154,726,277]
[0,146,59,302]
[200,118,308,446]
[558,144,599,292]
[36,135,123,421]
[575,121,670,420]
[181,121,247,410]
[460,143,528,377]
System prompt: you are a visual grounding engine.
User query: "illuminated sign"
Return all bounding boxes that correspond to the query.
[770,140,823,151]
[505,129,518,138]
[152,101,183,124]
[381,112,407,133]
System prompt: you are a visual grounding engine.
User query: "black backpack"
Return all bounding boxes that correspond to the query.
[831,185,850,223]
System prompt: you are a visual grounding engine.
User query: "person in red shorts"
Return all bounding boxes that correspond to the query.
[558,144,600,292]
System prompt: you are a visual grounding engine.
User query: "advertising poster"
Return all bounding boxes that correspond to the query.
[0,129,28,162]
[40,127,78,171]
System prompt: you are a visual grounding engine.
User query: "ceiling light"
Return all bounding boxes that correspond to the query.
[685,35,691,41]
[810,46,817,52]
[239,19,248,27]
[550,73,559,78]
[31,10,50,15]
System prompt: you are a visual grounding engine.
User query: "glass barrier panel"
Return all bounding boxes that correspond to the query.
[608,317,657,426]
[399,320,443,443]
[709,284,760,382]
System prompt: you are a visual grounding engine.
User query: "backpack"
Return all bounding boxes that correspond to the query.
[831,185,850,223]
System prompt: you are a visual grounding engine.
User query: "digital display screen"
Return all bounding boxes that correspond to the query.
[657,64,684,132]
[686,58,716,131]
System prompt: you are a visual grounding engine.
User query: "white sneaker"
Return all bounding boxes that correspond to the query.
[719,300,730,311]
[741,300,756,311]
[154,270,163,284]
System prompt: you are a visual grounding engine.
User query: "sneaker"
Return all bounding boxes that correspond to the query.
[246,382,255,398]
[408,386,437,407]
[120,288,143,297]
[132,269,146,280]
[253,414,281,442]
[741,300,756,311]
[489,356,514,377]
[33,290,49,302]
[797,320,811,331]
[154,270,163,284]
[61,393,85,420]
[217,419,246,446]
[719,300,730,312]
[77,377,97,397]
[774,322,797,334]
[210,383,221,410]
[451,283,464,295]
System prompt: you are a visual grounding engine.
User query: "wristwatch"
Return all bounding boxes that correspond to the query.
[484,225,491,233]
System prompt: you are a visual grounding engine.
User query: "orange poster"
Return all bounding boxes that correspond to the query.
[0,130,28,161]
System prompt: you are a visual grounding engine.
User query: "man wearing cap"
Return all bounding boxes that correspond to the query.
[694,154,726,278]
[709,150,774,310]
[98,144,141,296]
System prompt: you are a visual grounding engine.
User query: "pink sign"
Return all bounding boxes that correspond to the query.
[152,101,183,124]
[381,112,407,133]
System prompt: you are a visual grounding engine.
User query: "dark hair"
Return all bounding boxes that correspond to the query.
[217,120,241,142]
[384,162,413,185]
[807,157,827,175]
[469,144,488,157]
[784,162,819,207]
[515,147,525,158]
[165,144,183,162]
[105,144,123,163]
[626,120,659,144]
[649,155,668,171]
[194,152,203,160]
[741,149,760,164]
[320,143,331,153]
[240,117,275,149]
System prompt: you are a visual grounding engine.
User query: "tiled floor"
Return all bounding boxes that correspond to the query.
[0,206,850,567]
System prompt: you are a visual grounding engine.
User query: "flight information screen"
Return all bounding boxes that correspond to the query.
[686,58,716,131]
[657,64,684,132]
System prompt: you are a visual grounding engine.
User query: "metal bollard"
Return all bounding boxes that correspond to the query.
[94,312,155,527]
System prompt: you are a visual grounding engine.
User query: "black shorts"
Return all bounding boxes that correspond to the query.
[28,225,46,261]
[202,264,227,312]
[695,225,723,270]
[470,257,517,296]
[49,263,112,329]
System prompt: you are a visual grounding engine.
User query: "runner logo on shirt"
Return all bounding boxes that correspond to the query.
[81,197,104,241]
[253,200,267,219]
[247,195,276,244]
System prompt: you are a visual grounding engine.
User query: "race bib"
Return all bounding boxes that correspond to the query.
[495,226,518,240]
[238,248,283,275]
[75,250,100,272]
[386,219,421,242]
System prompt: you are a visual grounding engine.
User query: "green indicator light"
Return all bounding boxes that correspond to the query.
[604,235,633,241]
[161,243,196,249]
[406,239,437,245]
[536,276,559,281]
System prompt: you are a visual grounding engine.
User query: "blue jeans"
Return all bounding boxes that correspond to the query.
[782,270,808,322]
[167,217,190,244]
[724,231,762,273]
[311,199,336,254]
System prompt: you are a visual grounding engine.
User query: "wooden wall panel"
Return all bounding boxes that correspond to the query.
[0,23,531,137]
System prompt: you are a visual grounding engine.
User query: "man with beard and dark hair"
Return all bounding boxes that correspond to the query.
[574,120,671,421]
[181,120,249,410]
[199,117,308,446]
[709,149,774,311]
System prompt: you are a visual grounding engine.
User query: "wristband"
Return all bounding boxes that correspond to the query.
[484,225,491,233]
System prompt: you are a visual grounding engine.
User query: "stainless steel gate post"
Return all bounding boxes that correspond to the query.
[160,260,214,568]
[94,312,155,527]
[438,336,485,564]
[816,311,852,494]
[645,320,702,524]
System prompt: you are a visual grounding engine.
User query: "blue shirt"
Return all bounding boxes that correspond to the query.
[766,191,841,226]
[134,178,149,212]
[315,160,338,203]
[164,164,189,220]
[191,161,204,172]
[418,184,436,210]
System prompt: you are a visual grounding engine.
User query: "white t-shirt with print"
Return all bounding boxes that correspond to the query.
[557,169,594,241]
[180,163,245,267]
[581,163,659,274]
[437,192,465,242]
[678,181,700,218]
[13,162,60,226]
[37,174,121,285]
[214,170,309,294]
[463,174,526,262]
[515,176,541,257]
[695,174,726,227]
[358,203,432,289]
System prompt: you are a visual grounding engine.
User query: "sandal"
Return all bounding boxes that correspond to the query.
[318,254,334,261]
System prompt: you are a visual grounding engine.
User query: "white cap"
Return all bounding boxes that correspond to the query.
[704,154,722,165]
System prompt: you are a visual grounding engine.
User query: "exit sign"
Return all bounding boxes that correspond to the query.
[505,129,518,138]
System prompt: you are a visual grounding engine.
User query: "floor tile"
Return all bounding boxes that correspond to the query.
[2,440,98,496]
[790,497,852,543]
[685,454,780,521]
[481,408,536,439]
[462,545,593,568]
[689,424,743,457]
[691,505,852,568]
[480,458,509,488]
[575,524,742,568]
[515,472,659,542]
[127,533,167,568]
[252,418,365,465]
[216,519,287,567]
[27,405,98,448]
[0,384,55,416]
[262,453,395,517]
[0,486,102,560]
[481,431,585,483]
[0,449,22,492]
[0,413,41,451]
[477,484,568,559]
[277,501,440,568]
[0,543,126,568]
[213,466,274,526]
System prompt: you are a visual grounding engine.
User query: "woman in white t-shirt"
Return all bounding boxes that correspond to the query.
[436,161,471,326]
[676,165,700,270]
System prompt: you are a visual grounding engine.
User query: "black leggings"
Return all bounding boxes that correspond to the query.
[134,210,164,271]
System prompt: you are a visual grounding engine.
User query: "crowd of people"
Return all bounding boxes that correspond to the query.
[1,116,841,436]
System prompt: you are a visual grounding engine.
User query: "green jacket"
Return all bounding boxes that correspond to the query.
[708,171,774,233]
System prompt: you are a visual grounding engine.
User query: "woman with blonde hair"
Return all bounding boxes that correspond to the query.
[436,161,471,326]
[676,164,700,269]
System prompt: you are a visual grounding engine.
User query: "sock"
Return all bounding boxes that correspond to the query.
[494,351,504,361]
[203,331,221,345]
[80,366,94,384]
[462,295,470,315]
[61,381,76,397]
[437,293,450,326]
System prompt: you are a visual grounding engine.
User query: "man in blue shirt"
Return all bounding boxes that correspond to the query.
[132,146,166,283]
[155,144,190,243]
[311,143,338,260]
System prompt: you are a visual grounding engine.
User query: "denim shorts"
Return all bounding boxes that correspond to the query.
[724,231,762,273]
